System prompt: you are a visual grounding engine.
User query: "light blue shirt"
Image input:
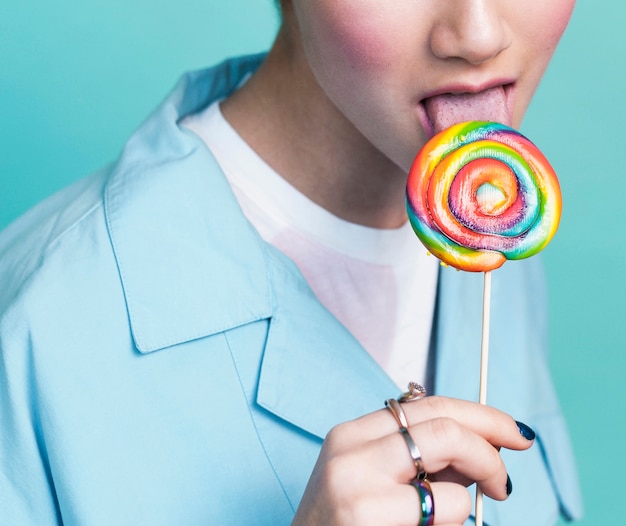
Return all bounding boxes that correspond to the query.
[0,54,581,525]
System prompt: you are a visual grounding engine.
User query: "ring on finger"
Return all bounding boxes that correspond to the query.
[398,427,427,480]
[385,398,409,428]
[410,478,435,526]
[385,391,427,480]
[385,382,428,427]
[399,382,427,403]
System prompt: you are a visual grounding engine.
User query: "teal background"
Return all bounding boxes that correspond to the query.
[1,1,624,523]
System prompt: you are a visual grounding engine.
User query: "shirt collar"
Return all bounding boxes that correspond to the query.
[103,55,400,444]
[104,54,272,353]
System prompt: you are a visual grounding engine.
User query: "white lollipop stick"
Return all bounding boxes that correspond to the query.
[475,270,492,526]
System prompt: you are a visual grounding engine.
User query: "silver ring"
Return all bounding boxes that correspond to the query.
[398,427,427,481]
[385,383,428,481]
[398,382,427,403]
[385,398,409,428]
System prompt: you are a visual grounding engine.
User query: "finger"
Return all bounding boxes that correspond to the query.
[345,482,470,526]
[430,481,472,525]
[406,397,534,450]
[367,419,511,500]
[428,466,474,488]
[394,481,471,526]
[339,396,534,451]
[417,418,510,500]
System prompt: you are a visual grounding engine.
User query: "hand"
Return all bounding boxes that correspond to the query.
[292,396,535,526]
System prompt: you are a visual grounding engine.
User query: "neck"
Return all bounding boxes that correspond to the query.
[221,28,408,229]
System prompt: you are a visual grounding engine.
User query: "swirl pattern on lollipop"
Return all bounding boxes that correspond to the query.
[406,121,561,272]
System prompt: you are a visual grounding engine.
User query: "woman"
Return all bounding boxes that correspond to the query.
[0,1,580,524]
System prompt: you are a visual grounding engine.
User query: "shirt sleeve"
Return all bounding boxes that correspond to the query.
[0,306,62,525]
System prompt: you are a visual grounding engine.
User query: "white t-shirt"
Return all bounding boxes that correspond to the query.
[181,101,439,389]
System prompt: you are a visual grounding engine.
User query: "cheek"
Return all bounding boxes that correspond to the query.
[553,0,576,32]
[528,1,575,53]
[304,4,400,72]
[511,1,575,124]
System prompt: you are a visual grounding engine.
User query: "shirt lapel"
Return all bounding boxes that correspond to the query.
[256,249,398,440]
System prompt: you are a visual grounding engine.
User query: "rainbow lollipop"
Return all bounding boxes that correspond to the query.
[407,121,561,525]
[406,121,561,271]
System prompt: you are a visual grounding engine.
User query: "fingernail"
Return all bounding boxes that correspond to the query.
[506,474,513,496]
[516,421,536,441]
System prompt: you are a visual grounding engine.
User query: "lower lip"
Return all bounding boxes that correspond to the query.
[416,104,435,139]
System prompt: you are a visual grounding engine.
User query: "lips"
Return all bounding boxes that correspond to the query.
[421,85,513,137]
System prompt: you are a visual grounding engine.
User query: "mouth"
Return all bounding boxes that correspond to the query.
[418,82,515,138]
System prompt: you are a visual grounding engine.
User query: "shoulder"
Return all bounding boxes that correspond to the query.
[0,165,130,365]
[0,167,113,313]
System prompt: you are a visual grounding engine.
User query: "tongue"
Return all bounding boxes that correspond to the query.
[424,86,511,134]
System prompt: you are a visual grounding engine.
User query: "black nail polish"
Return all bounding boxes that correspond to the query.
[516,421,536,441]
[506,474,513,496]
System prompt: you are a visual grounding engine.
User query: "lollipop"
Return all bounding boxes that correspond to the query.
[406,121,562,525]
[406,121,561,272]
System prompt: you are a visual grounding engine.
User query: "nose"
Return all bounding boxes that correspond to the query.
[429,0,512,65]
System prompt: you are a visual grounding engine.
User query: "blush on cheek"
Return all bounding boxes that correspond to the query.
[554,0,576,31]
[318,6,398,70]
[531,1,575,49]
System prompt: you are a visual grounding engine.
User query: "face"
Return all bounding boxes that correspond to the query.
[285,0,575,172]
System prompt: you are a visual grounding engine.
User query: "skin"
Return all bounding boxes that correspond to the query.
[293,398,532,525]
[222,1,575,523]
[223,0,574,228]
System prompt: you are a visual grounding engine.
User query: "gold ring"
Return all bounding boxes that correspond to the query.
[385,398,409,428]
[398,382,427,403]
